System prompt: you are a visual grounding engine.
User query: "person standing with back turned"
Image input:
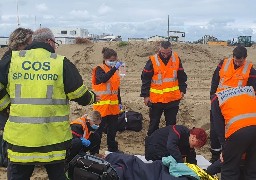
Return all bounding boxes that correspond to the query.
[0,27,33,168]
[141,41,187,136]
[211,86,256,179]
[0,28,97,180]
[209,45,256,163]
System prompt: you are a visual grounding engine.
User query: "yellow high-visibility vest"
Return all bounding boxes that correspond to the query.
[4,49,72,163]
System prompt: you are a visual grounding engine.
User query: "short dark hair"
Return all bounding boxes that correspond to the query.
[102,47,117,59]
[233,45,247,59]
[160,41,171,49]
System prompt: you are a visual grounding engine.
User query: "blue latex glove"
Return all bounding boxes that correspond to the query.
[119,104,122,110]
[80,137,91,147]
[115,61,123,69]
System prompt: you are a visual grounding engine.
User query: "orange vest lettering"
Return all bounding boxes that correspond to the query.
[149,52,181,103]
[92,64,120,117]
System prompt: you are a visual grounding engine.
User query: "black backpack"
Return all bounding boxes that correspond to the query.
[67,153,119,180]
[117,111,143,132]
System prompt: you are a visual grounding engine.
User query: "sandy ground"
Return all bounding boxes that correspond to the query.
[0,42,256,179]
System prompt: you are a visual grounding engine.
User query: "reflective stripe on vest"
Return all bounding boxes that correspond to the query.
[225,113,256,133]
[150,86,179,94]
[8,149,66,163]
[11,84,68,105]
[9,115,69,124]
[94,100,119,105]
[218,58,251,90]
[67,84,88,100]
[94,83,118,95]
[151,54,177,85]
[0,94,10,111]
[92,64,120,117]
[149,52,181,103]
[216,86,256,138]
[4,49,71,151]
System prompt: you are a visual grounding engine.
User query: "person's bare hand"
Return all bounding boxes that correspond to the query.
[220,152,224,163]
[181,92,184,99]
[144,97,150,106]
[95,95,100,102]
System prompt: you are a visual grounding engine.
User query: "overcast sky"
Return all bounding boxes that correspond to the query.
[0,0,256,41]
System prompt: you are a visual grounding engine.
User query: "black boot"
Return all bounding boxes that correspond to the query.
[210,150,221,163]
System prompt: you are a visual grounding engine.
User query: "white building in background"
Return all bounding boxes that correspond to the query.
[0,37,9,47]
[51,27,89,44]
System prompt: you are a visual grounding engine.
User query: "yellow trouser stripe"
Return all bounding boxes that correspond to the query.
[8,149,66,163]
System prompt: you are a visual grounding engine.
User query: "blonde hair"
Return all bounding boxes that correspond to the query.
[8,27,33,50]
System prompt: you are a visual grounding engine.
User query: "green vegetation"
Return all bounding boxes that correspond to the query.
[117,41,128,47]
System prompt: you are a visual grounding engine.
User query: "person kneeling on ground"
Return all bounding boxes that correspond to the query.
[145,125,207,164]
[66,110,102,162]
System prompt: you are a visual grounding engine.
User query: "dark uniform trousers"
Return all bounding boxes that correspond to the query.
[210,110,221,162]
[221,126,256,180]
[148,104,179,136]
[7,162,66,180]
[95,114,119,152]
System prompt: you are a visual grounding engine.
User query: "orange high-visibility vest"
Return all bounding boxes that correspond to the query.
[149,52,181,103]
[216,86,256,138]
[92,64,120,117]
[217,58,252,92]
[70,116,91,139]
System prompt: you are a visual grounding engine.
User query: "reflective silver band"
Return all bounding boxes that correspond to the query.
[9,115,69,124]
[226,113,256,132]
[11,98,68,105]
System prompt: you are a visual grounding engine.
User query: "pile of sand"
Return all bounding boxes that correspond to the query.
[0,42,255,179]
